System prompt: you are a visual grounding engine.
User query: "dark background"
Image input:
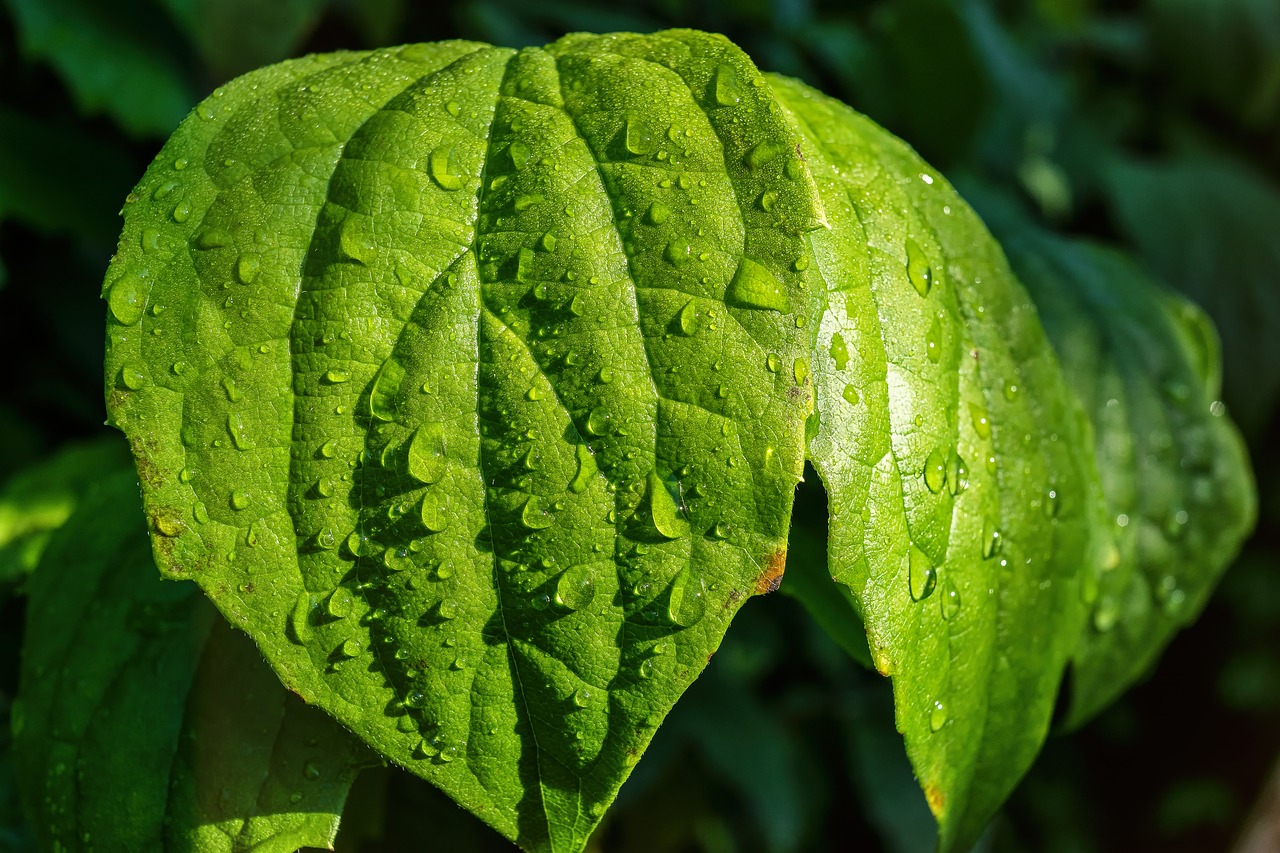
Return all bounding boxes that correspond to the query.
[1,0,1278,851]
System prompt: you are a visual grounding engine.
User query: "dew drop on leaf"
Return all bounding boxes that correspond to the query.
[429,146,464,191]
[923,448,947,494]
[930,700,948,732]
[407,422,446,484]
[554,565,596,611]
[908,546,938,601]
[981,521,1001,560]
[970,403,991,439]
[726,257,790,312]
[521,495,555,530]
[107,274,146,325]
[712,63,743,106]
[568,443,597,494]
[905,238,933,297]
[666,566,706,627]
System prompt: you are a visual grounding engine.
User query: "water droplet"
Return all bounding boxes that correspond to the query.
[645,201,672,225]
[572,687,594,708]
[923,448,947,494]
[1003,381,1019,401]
[508,140,531,170]
[624,112,655,155]
[429,147,464,190]
[154,514,183,537]
[325,588,353,619]
[744,141,781,170]
[324,369,350,384]
[369,358,405,421]
[926,316,943,363]
[304,762,321,781]
[726,257,790,312]
[596,367,613,384]
[514,193,542,212]
[905,239,933,297]
[197,228,232,250]
[759,189,778,211]
[107,274,146,325]
[289,592,312,643]
[585,407,611,437]
[421,490,449,533]
[319,438,339,459]
[438,598,461,620]
[446,100,461,117]
[120,365,147,390]
[340,638,362,658]
[666,566,705,627]
[647,471,687,539]
[842,383,860,406]
[521,495,555,530]
[172,198,191,222]
[192,502,209,524]
[929,700,947,732]
[829,332,849,371]
[678,299,700,335]
[637,658,656,678]
[946,452,968,496]
[712,64,744,106]
[981,520,1001,560]
[940,580,960,620]
[236,253,260,284]
[555,565,596,611]
[908,546,937,601]
[793,358,809,384]
[230,490,251,511]
[569,443,597,494]
[407,422,446,484]
[766,353,781,373]
[970,404,991,439]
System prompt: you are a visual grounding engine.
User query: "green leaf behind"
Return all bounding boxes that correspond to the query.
[13,472,370,851]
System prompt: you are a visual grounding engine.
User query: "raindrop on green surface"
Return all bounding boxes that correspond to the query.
[981,520,1001,560]
[646,201,670,225]
[288,592,312,643]
[940,580,961,620]
[555,565,596,611]
[429,146,464,191]
[908,546,938,601]
[407,422,446,484]
[905,239,933,297]
[324,369,350,384]
[666,567,706,627]
[926,315,943,363]
[325,588,353,619]
[970,403,991,439]
[624,112,655,155]
[438,598,461,620]
[120,365,147,390]
[230,490,251,511]
[829,332,849,371]
[107,274,146,325]
[766,353,781,373]
[712,64,744,106]
[929,699,948,732]
[842,383,860,406]
[521,495,555,530]
[585,407,612,437]
[923,448,947,494]
[726,257,790,312]
[508,140,531,170]
[236,253,260,284]
[647,471,688,539]
[678,299,699,335]
[369,358,405,422]
[1092,596,1119,632]
[744,141,780,170]
[569,443,597,494]
[421,489,449,533]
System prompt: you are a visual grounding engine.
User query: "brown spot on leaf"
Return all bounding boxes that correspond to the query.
[753,548,786,595]
[925,783,946,817]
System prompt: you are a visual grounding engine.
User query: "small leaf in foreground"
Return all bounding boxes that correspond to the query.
[13,471,371,851]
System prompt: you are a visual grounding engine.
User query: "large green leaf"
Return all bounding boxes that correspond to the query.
[13,472,371,851]
[978,200,1257,725]
[101,30,1254,852]
[773,76,1103,851]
